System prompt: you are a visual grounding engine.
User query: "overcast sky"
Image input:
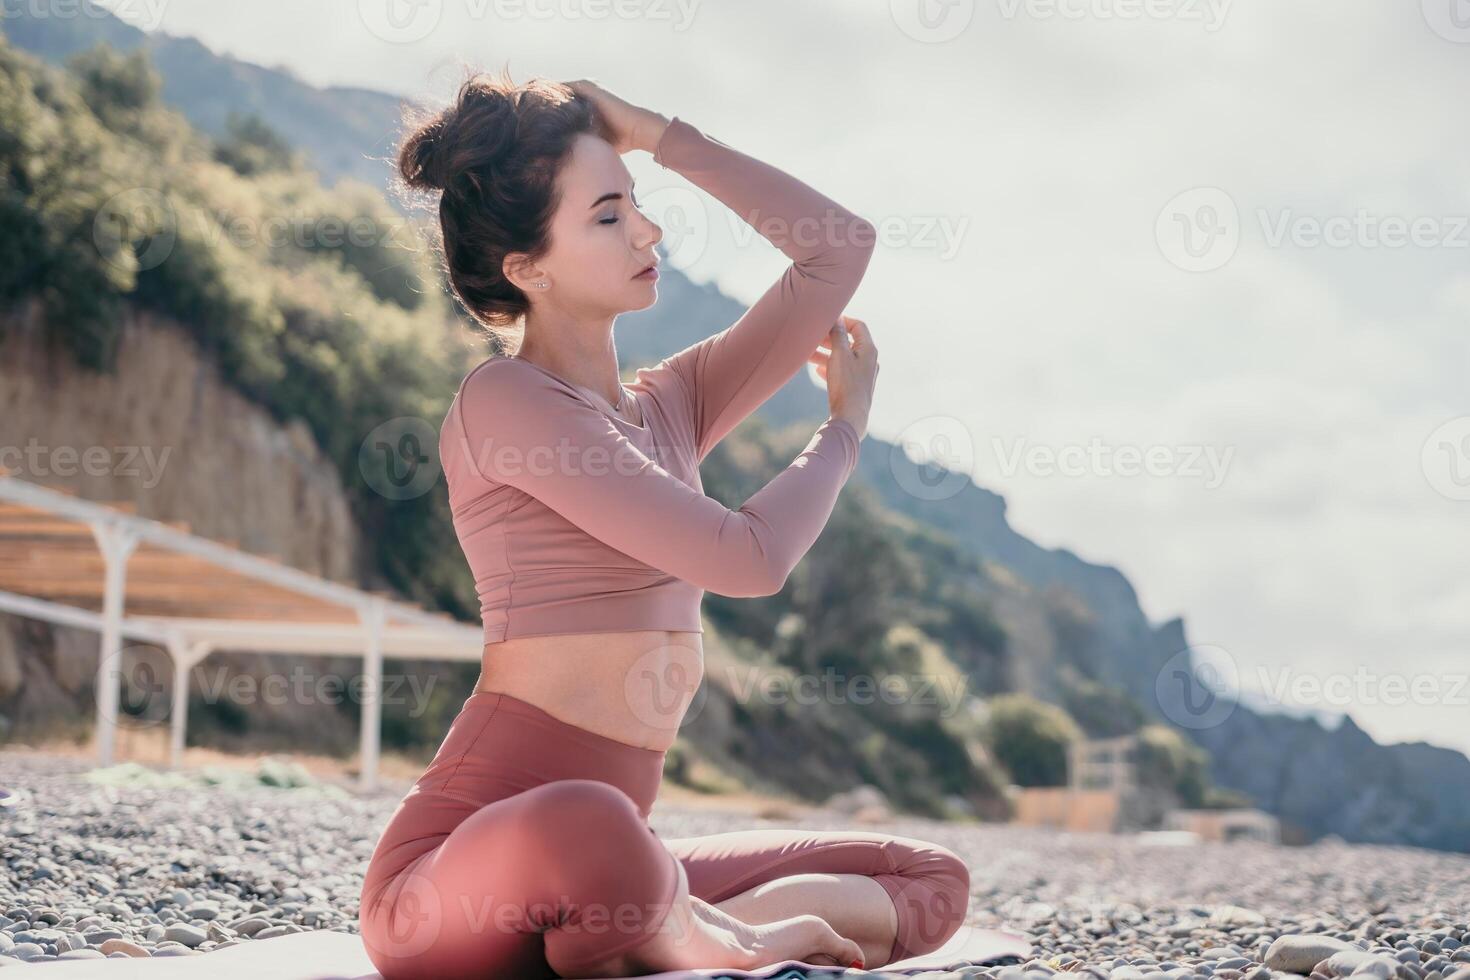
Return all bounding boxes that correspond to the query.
[106,0,1470,758]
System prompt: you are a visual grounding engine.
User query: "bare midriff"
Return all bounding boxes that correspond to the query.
[471,628,704,751]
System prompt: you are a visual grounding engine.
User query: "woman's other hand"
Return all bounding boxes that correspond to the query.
[565,79,670,155]
[810,315,878,441]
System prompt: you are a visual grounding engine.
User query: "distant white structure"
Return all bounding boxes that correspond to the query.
[1013,733,1283,842]
[1067,734,1140,791]
[0,471,481,790]
[1163,807,1280,844]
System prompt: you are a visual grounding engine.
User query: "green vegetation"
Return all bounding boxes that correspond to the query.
[0,37,477,625]
[1062,673,1149,738]
[981,693,1084,787]
[1134,723,1210,807]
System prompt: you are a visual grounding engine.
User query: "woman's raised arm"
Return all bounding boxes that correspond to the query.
[634,117,876,462]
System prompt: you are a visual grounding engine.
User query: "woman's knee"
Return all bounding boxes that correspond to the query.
[509,780,667,879]
[886,839,971,958]
[513,779,647,835]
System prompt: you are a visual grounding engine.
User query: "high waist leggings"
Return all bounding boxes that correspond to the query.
[358,691,971,979]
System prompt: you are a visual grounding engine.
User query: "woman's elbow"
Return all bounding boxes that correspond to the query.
[700,555,789,598]
[848,214,878,253]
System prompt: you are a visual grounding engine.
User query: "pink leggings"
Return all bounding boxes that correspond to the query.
[358,691,970,979]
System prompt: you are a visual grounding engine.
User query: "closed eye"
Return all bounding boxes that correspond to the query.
[599,196,641,225]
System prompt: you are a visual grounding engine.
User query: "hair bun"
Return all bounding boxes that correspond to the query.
[399,83,522,195]
[401,117,450,191]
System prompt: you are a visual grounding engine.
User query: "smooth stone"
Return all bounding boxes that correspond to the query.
[56,949,105,959]
[1348,959,1404,980]
[1329,953,1393,976]
[99,938,150,957]
[1214,908,1268,929]
[161,924,206,948]
[229,916,271,937]
[1269,937,1355,974]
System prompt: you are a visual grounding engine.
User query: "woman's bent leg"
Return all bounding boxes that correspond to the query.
[662,827,971,967]
[361,779,682,980]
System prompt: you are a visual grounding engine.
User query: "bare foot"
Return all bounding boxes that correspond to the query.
[551,856,747,977]
[555,859,864,976]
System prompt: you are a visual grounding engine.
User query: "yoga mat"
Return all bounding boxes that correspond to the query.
[22,923,1031,978]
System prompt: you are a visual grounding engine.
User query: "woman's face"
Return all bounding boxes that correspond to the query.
[522,132,663,319]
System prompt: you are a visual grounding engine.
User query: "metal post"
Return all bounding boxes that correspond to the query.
[89,521,139,768]
[168,640,211,770]
[358,598,386,792]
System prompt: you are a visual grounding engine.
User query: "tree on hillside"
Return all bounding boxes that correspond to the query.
[67,42,159,118]
[214,110,298,176]
[982,693,1083,787]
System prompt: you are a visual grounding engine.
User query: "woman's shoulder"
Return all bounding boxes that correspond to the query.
[454,356,585,428]
[460,356,563,398]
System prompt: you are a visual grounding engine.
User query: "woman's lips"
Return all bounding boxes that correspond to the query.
[634,264,659,280]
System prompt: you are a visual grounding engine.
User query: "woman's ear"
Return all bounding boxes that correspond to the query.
[503,252,543,292]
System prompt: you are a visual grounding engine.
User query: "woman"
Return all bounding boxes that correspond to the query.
[357,71,971,979]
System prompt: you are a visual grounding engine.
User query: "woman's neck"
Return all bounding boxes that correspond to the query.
[515,330,623,408]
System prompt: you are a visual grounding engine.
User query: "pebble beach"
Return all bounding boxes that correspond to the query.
[2,748,1468,979]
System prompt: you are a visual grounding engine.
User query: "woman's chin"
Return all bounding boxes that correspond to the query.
[625,282,659,312]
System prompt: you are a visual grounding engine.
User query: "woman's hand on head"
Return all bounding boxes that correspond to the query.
[810,315,878,441]
[565,79,669,156]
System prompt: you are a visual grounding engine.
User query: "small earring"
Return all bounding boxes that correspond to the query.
[536,281,547,288]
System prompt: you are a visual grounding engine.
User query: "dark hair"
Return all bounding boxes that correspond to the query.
[394,65,603,348]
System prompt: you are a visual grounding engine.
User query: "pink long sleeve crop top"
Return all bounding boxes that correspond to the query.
[439,115,877,645]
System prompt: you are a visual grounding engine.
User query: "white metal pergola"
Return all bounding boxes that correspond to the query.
[0,469,482,791]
